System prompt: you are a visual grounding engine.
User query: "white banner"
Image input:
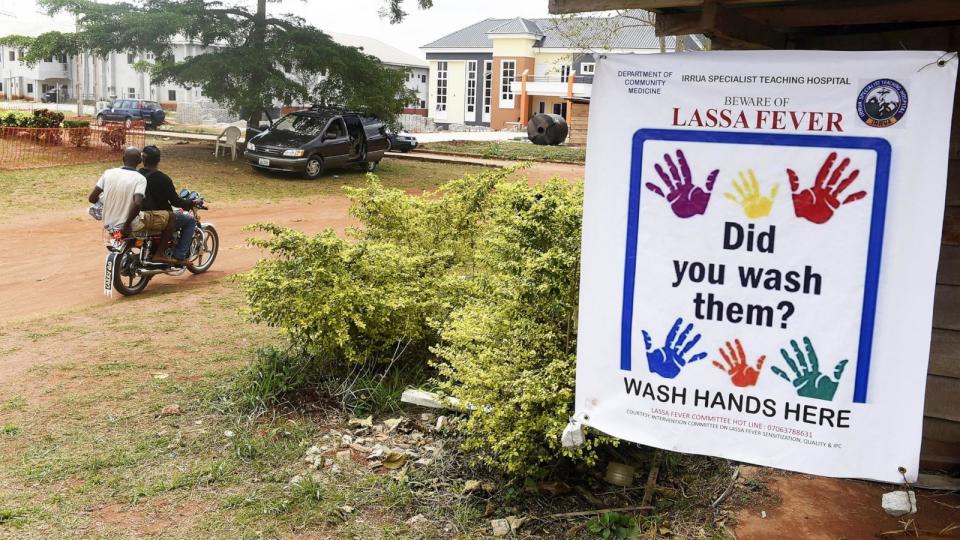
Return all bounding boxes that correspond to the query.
[576,51,957,482]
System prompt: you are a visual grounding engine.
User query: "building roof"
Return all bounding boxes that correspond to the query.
[487,17,544,36]
[422,13,701,50]
[327,31,427,68]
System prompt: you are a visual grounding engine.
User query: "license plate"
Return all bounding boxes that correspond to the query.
[258,158,270,166]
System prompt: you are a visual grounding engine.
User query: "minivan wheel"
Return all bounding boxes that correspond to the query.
[303,156,324,179]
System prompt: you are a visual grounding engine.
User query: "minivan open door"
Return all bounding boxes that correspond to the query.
[245,108,275,143]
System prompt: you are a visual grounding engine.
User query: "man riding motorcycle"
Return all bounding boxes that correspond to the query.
[139,145,204,267]
[87,147,148,237]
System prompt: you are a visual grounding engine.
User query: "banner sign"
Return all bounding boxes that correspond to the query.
[576,51,957,482]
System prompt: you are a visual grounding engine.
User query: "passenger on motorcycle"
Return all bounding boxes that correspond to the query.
[87,147,148,237]
[139,145,203,267]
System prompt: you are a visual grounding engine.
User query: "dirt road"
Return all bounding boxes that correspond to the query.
[0,161,584,323]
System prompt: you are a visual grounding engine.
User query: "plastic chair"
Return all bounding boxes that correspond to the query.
[214,126,241,160]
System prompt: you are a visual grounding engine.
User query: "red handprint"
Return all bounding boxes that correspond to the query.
[787,152,867,224]
[712,339,766,388]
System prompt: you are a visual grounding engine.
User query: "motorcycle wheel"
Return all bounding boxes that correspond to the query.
[188,224,219,274]
[113,245,151,295]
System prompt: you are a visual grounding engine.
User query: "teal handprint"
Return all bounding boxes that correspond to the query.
[771,337,848,401]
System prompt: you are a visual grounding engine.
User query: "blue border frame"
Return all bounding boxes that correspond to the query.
[620,129,891,404]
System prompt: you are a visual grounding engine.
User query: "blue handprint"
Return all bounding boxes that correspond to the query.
[642,317,707,379]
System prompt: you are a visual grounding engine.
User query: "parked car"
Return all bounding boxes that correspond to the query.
[245,110,389,179]
[386,129,417,152]
[96,99,166,129]
[41,89,64,103]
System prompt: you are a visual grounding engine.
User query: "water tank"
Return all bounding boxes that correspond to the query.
[527,113,569,146]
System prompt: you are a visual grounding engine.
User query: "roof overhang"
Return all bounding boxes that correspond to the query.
[421,47,494,55]
[547,0,960,50]
[486,32,543,40]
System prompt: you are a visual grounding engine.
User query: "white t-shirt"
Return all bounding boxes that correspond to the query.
[95,167,147,231]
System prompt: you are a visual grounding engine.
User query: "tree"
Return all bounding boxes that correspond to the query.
[1,0,430,124]
[548,9,696,59]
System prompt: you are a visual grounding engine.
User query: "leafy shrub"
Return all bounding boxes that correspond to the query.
[30,109,64,128]
[0,112,29,127]
[431,179,614,476]
[240,168,608,476]
[100,124,128,150]
[63,120,92,147]
[587,512,641,539]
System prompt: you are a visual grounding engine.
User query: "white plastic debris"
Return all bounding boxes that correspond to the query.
[561,416,586,448]
[882,490,917,516]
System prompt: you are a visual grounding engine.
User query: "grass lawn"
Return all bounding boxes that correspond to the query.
[0,140,488,222]
[420,140,586,163]
[0,281,744,539]
[0,149,741,538]
[0,284,434,538]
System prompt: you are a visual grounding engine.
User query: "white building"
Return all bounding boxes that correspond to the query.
[326,31,428,110]
[0,34,428,110]
[0,47,71,100]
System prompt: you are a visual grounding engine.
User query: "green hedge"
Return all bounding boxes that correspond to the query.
[239,168,610,477]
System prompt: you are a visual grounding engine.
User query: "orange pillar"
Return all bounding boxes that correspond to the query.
[566,71,575,125]
[520,70,529,125]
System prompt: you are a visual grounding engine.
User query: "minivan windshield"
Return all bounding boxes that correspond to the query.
[272,114,328,137]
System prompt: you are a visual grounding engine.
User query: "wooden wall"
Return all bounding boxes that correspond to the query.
[567,99,590,146]
[925,69,960,469]
[792,26,960,471]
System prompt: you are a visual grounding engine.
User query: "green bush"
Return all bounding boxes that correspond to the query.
[239,168,608,476]
[30,109,64,128]
[432,179,613,476]
[63,120,92,147]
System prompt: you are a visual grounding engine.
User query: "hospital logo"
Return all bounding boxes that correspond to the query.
[856,79,908,128]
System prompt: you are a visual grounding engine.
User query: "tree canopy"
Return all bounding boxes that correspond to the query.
[1,0,434,123]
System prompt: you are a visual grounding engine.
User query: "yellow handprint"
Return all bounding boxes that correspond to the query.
[724,169,779,219]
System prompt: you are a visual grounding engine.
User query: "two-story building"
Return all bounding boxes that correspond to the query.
[0,47,71,100]
[421,15,701,130]
[1,33,428,113]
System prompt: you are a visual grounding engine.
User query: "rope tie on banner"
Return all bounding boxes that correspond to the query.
[917,51,958,72]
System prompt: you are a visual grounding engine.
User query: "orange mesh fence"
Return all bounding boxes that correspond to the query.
[0,121,146,170]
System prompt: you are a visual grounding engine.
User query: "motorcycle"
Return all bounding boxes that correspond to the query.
[102,189,219,296]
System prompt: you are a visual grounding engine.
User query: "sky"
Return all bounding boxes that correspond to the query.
[0,0,553,58]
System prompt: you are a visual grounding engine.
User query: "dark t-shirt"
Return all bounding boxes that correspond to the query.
[139,168,191,211]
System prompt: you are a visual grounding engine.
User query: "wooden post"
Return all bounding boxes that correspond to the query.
[566,70,576,125]
[520,69,529,125]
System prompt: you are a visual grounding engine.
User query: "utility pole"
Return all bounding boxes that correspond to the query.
[75,15,83,116]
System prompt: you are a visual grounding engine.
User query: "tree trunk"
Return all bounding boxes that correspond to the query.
[243,0,268,125]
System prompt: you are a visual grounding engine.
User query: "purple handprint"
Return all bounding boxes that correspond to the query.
[642,317,707,379]
[645,149,719,218]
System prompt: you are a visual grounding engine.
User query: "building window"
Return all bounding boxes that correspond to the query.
[420,74,426,83]
[560,64,571,82]
[127,52,135,64]
[538,101,545,114]
[483,60,492,117]
[128,87,136,98]
[465,60,477,115]
[27,83,33,93]
[435,61,448,112]
[553,102,568,117]
[420,99,426,109]
[500,60,515,108]
[0,83,4,92]
[581,62,596,74]
[168,89,177,101]
[8,50,14,61]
